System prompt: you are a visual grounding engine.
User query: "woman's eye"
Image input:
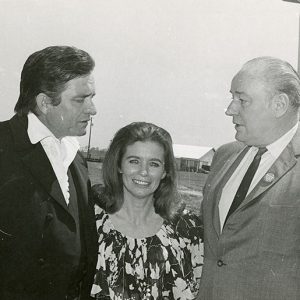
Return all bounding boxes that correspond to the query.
[129,159,139,164]
[149,162,161,168]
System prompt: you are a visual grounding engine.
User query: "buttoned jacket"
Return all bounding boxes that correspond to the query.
[198,127,300,300]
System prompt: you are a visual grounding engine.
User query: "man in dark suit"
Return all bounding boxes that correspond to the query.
[198,57,300,300]
[0,46,98,300]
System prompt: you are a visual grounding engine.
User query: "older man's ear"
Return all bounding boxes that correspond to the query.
[271,93,290,118]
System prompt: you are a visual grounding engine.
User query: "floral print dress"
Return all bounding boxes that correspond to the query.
[91,205,203,300]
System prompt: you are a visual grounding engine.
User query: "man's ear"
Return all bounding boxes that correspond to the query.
[36,93,52,115]
[271,93,289,118]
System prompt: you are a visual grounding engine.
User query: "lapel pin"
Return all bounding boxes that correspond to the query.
[263,172,275,183]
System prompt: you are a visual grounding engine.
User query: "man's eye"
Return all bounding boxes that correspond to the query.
[74,98,85,103]
[240,98,248,105]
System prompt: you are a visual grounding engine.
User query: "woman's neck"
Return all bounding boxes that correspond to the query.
[119,196,156,225]
[109,195,164,238]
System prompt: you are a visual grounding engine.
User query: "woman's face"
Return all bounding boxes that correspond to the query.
[119,140,166,201]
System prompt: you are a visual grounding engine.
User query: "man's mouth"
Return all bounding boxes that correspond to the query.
[234,123,244,130]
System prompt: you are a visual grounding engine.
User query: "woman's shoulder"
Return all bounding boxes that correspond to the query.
[170,209,203,240]
[172,207,202,224]
[95,202,104,215]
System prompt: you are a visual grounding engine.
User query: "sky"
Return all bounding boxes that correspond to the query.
[0,0,299,149]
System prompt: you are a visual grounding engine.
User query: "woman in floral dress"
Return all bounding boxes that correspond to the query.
[91,122,203,300]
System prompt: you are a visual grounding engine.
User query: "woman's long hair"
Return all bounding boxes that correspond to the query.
[96,122,182,220]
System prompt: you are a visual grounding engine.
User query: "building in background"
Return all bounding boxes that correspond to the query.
[80,146,107,162]
[173,144,215,173]
[81,144,215,173]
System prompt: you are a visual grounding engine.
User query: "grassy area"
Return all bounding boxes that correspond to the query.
[87,161,206,215]
[87,161,103,185]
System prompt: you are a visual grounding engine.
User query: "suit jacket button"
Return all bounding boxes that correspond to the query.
[45,213,54,221]
[217,259,225,267]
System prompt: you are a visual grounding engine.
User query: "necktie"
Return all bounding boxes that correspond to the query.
[225,147,267,224]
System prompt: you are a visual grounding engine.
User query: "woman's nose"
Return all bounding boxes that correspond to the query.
[139,163,149,176]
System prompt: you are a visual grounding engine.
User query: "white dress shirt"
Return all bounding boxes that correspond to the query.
[219,123,298,230]
[27,113,80,205]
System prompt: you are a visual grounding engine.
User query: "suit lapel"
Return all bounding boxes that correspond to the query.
[71,154,89,206]
[9,114,69,213]
[209,146,250,236]
[239,128,300,209]
[21,143,69,211]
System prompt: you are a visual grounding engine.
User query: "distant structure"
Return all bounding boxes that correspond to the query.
[80,147,107,162]
[173,144,215,173]
[81,143,215,173]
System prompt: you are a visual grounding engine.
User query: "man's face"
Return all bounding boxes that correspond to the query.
[226,71,275,146]
[44,74,96,138]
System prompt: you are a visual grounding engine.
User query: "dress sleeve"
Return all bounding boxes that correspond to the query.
[175,211,204,285]
[175,210,203,242]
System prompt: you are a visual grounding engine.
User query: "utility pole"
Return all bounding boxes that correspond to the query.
[87,117,93,159]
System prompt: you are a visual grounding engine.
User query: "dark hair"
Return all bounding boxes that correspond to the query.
[14,45,95,116]
[99,122,181,220]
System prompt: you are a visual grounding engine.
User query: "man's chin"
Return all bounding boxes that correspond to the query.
[78,130,87,136]
[69,129,86,137]
[235,135,254,146]
[235,133,246,143]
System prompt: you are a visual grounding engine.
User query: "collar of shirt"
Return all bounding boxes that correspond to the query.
[27,113,80,204]
[263,122,299,159]
[241,122,298,192]
[219,122,298,231]
[27,112,80,167]
[27,112,54,144]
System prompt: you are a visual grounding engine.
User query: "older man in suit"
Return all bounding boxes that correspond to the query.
[197,57,300,300]
[0,46,98,300]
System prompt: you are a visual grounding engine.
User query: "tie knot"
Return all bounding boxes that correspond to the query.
[256,147,267,157]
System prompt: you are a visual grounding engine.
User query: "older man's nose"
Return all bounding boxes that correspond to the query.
[225,100,238,116]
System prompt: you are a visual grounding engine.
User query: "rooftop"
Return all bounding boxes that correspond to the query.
[173,144,213,159]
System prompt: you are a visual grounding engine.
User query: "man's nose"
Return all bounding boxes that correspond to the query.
[225,100,238,116]
[86,100,97,115]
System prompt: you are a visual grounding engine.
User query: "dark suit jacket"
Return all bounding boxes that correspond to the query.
[0,114,98,300]
[198,127,300,300]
